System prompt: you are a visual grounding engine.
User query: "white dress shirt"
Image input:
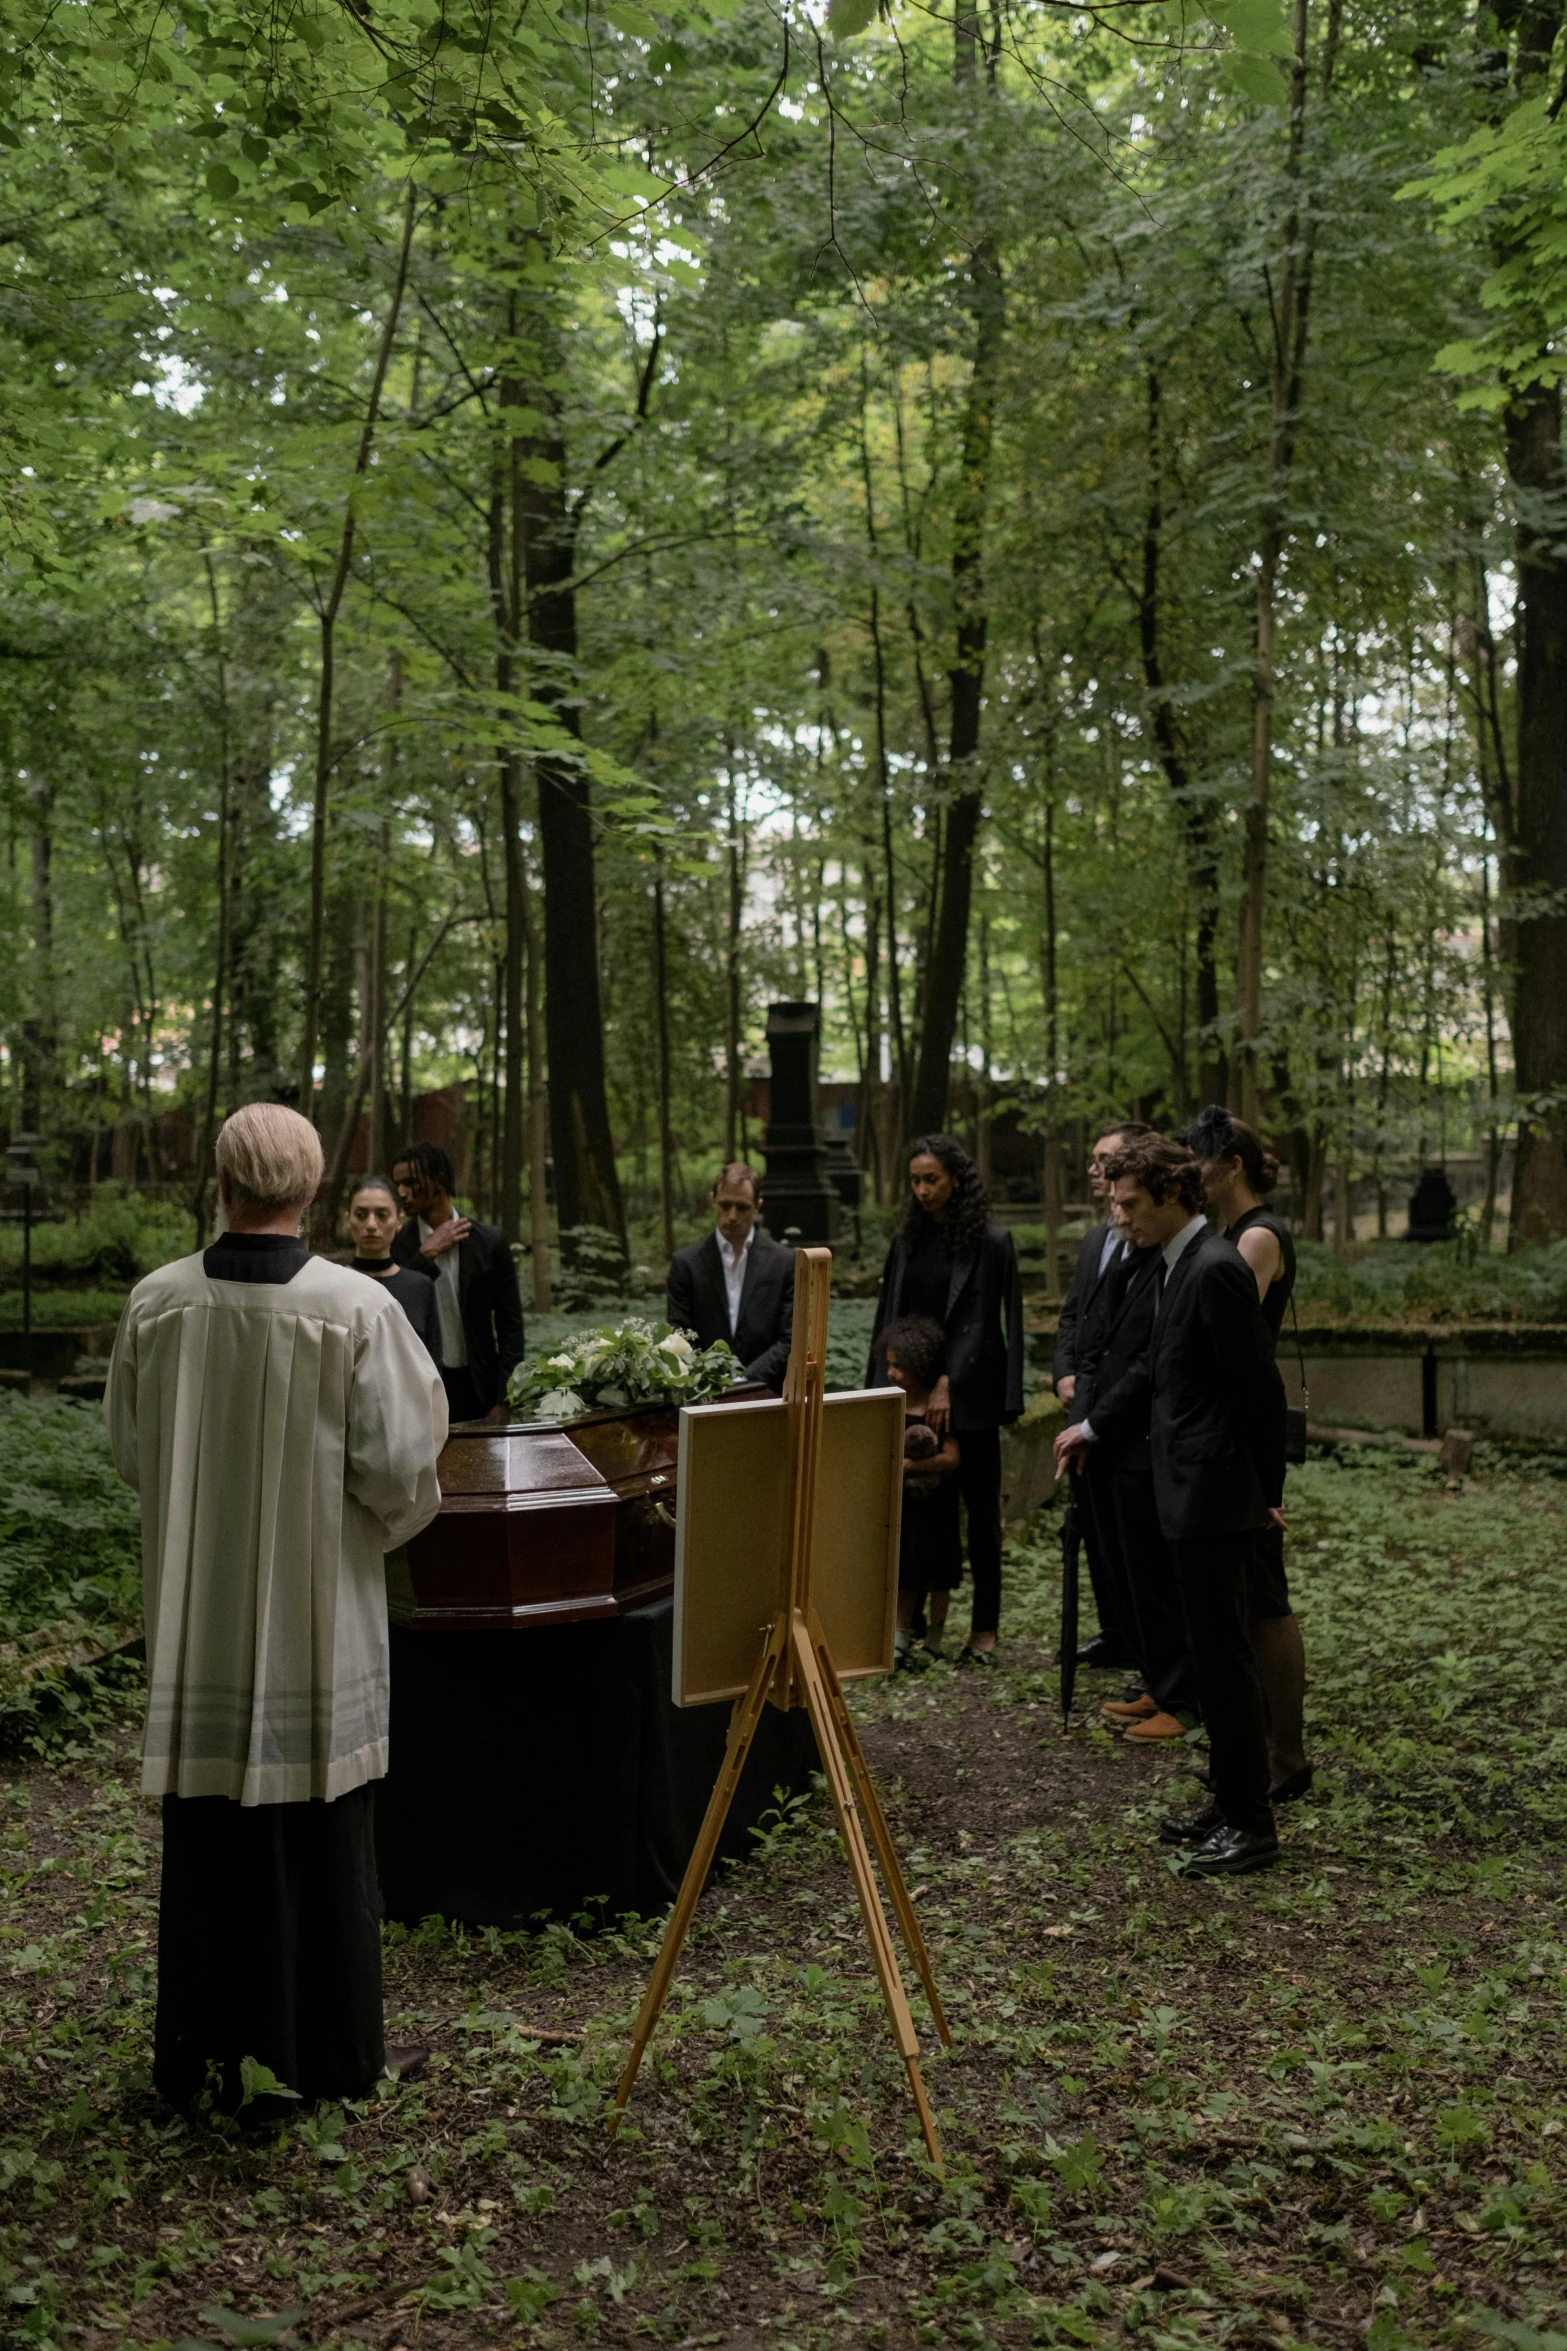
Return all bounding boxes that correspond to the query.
[1098,1225,1125,1279]
[718,1224,755,1338]
[1158,1213,1209,1296]
[418,1220,469,1366]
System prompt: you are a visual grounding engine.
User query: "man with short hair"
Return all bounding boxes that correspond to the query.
[1052,1121,1155,1669]
[1056,1136,1286,1877]
[665,1162,794,1392]
[105,1103,448,2113]
[390,1141,525,1423]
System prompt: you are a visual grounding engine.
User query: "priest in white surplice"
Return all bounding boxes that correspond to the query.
[105,1103,447,2114]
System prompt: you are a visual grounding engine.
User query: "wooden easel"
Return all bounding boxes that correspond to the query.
[610,1249,952,2164]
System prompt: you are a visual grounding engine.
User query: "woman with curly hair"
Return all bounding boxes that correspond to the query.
[866,1135,1025,1662]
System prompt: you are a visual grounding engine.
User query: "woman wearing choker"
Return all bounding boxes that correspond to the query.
[347,1177,443,1368]
[1180,1105,1311,1805]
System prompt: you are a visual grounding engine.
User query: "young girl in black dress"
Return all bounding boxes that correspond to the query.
[881,1315,962,1669]
[1181,1106,1311,1802]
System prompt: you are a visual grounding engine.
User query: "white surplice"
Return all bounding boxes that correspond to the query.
[104,1252,449,1807]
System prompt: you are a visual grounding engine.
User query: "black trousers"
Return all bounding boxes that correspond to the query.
[155,1783,384,2116]
[956,1424,1005,1637]
[442,1366,491,1423]
[1169,1535,1273,1836]
[1110,1469,1197,1715]
[1080,1455,1135,1660]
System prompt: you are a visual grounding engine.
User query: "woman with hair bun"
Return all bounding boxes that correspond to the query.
[1180,1105,1311,1802]
[1181,1107,1293,1340]
[866,1134,1025,1663]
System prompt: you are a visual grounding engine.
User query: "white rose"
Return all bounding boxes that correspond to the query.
[658,1332,694,1363]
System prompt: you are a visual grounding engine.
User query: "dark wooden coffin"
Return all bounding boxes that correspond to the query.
[387,1392,762,1633]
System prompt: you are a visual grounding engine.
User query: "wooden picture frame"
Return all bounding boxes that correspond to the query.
[671,1388,904,1708]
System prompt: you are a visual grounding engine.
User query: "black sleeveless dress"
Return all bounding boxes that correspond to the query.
[1227,1205,1295,1347]
[1227,1205,1296,1619]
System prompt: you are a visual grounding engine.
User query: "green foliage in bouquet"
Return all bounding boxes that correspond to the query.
[507,1319,741,1423]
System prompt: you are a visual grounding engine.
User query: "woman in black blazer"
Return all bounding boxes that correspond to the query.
[867,1134,1025,1662]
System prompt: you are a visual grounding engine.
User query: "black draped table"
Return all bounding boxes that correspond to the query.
[373,1403,818,1927]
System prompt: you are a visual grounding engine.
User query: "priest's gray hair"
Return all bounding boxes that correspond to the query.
[215,1103,325,1210]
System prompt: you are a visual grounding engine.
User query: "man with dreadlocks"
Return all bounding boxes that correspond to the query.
[867,1135,1025,1663]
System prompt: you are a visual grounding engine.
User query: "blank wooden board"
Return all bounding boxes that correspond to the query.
[672,1388,905,1708]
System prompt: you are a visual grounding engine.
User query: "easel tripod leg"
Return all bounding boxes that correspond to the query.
[789,1618,943,2170]
[609,1635,779,2132]
[808,1619,952,2049]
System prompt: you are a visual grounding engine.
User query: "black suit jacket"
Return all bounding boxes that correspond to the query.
[1053,1222,1125,1391]
[1076,1244,1160,1469]
[1089,1227,1286,1542]
[665,1230,795,1391]
[391,1218,526,1413]
[866,1223,1025,1430]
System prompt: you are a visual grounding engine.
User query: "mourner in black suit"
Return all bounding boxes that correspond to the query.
[1051,1121,1155,1668]
[665,1163,794,1392]
[1058,1136,1286,1877]
[1079,1241,1200,1737]
[390,1141,526,1422]
[868,1135,1024,1660]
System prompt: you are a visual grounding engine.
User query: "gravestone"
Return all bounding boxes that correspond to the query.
[1407,1165,1458,1244]
[761,1001,841,1245]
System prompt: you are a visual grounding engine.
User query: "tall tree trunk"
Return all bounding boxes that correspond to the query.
[724,760,745,1162]
[22,778,55,1135]
[191,555,233,1242]
[298,184,417,1115]
[1503,377,1567,1241]
[518,351,627,1251]
[1039,760,1064,1299]
[909,229,1003,1133]
[1480,838,1503,1249]
[365,653,398,1179]
[1139,369,1223,1102]
[491,346,527,1246]
[523,856,552,1308]
[652,853,676,1262]
[1233,0,1339,1121]
[1495,0,1567,1244]
[975,908,993,1186]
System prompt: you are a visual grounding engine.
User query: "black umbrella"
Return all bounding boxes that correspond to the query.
[1058,1487,1081,1726]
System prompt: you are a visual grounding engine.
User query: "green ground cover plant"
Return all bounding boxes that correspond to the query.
[2,1418,1564,2349]
[1289,1240,1567,1327]
[0,1399,143,1744]
[0,1195,195,1293]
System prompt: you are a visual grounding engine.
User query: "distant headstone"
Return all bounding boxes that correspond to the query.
[1439,1428,1475,1477]
[1406,1166,1458,1244]
[761,1002,841,1246]
[824,1136,862,1210]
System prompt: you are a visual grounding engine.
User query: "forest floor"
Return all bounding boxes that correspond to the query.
[4,1444,1566,2351]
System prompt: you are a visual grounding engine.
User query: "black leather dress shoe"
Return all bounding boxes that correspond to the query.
[1159,1803,1223,1846]
[1075,1635,1135,1669]
[1182,1822,1280,1876]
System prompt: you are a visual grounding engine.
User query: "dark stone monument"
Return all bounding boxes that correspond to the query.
[1406,1165,1458,1244]
[761,1001,841,1246]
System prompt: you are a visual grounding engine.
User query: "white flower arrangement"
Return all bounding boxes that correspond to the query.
[506,1318,741,1423]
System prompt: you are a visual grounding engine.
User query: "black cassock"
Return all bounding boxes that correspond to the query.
[153,1231,388,2118]
[155,1782,383,2116]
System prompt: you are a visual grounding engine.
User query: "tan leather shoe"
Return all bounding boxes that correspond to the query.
[1122,1710,1190,1743]
[1101,1693,1158,1721]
